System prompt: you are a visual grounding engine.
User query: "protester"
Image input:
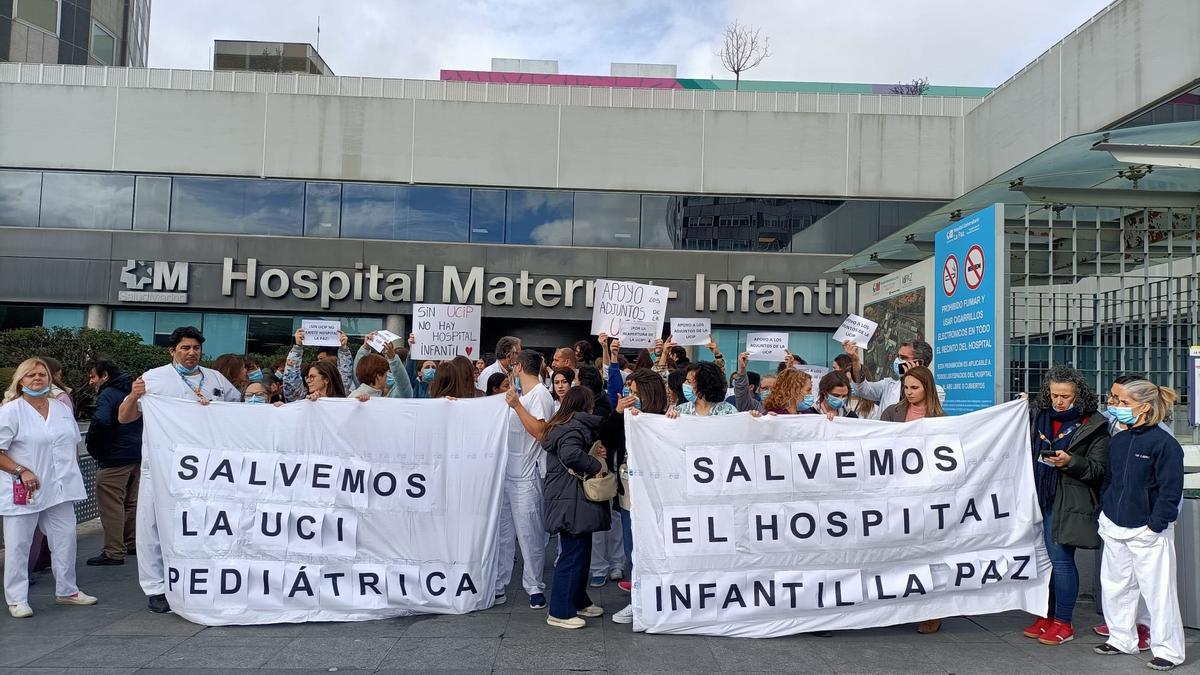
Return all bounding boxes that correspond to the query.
[879,366,943,422]
[41,356,74,412]
[213,353,249,398]
[431,356,478,399]
[1093,380,1185,671]
[576,365,611,419]
[552,347,578,373]
[485,372,510,396]
[730,367,763,412]
[244,357,264,385]
[476,336,521,391]
[353,333,413,399]
[117,326,241,614]
[540,386,608,629]
[349,354,394,399]
[1,357,97,618]
[283,328,353,402]
[845,339,944,412]
[267,360,286,403]
[1012,366,1109,647]
[550,368,575,407]
[500,349,556,609]
[303,360,347,400]
[411,359,438,398]
[666,362,737,418]
[805,371,859,420]
[760,368,812,415]
[83,359,141,567]
[574,360,621,587]
[241,380,275,405]
[832,353,877,419]
[574,340,596,369]
[474,358,486,380]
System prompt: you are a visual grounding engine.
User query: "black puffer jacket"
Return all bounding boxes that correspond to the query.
[542,413,611,536]
[1029,406,1109,549]
[86,372,143,468]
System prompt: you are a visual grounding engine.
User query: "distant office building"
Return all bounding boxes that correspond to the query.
[0,0,150,67]
[213,40,333,75]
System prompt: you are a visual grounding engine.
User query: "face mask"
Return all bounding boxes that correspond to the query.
[622,387,632,398]
[385,372,395,388]
[801,393,816,409]
[22,385,51,397]
[275,370,284,380]
[633,399,642,410]
[247,369,263,383]
[245,394,267,404]
[682,383,697,403]
[893,357,907,376]
[827,395,846,410]
[759,388,770,400]
[174,362,200,376]
[421,369,435,383]
[1107,405,1138,425]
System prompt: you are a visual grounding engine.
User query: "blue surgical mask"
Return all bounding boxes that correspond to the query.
[622,387,632,398]
[275,370,284,380]
[759,388,770,400]
[682,383,696,403]
[801,393,816,409]
[385,372,395,388]
[21,385,51,397]
[1107,405,1138,425]
[245,394,267,404]
[633,399,642,410]
[892,357,905,376]
[827,395,846,410]
[247,369,263,383]
[422,369,435,383]
[174,362,200,376]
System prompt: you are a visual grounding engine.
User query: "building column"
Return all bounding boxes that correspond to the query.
[385,314,406,337]
[85,305,110,330]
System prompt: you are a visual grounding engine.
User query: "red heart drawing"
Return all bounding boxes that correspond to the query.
[465,346,473,356]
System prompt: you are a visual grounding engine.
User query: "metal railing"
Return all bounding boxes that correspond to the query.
[0,63,983,117]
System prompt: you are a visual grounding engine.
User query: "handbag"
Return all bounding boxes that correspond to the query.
[618,463,631,511]
[558,440,617,502]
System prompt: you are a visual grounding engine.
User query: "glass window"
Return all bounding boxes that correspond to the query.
[42,307,85,329]
[639,195,674,249]
[201,314,248,358]
[15,0,57,34]
[133,175,170,231]
[304,182,341,237]
[405,186,470,242]
[246,315,295,358]
[340,183,400,240]
[0,170,42,227]
[40,172,133,230]
[171,177,303,236]
[506,190,573,246]
[111,310,154,343]
[0,305,43,331]
[572,192,640,248]
[153,312,203,347]
[90,20,114,65]
[469,189,505,243]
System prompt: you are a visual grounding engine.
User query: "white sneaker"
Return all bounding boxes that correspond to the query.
[577,604,604,618]
[609,569,624,581]
[55,591,98,606]
[612,604,633,624]
[8,603,33,618]
[492,593,507,606]
[547,615,586,629]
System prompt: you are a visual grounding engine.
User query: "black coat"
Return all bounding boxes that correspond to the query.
[86,372,143,468]
[542,413,611,536]
[1029,406,1109,549]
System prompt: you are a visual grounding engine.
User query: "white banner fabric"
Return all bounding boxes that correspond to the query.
[626,399,1049,637]
[141,395,509,626]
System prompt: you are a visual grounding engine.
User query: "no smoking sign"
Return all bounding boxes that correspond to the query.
[942,255,959,297]
[965,244,986,290]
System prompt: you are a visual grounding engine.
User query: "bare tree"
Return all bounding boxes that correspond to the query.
[890,77,930,96]
[717,20,771,90]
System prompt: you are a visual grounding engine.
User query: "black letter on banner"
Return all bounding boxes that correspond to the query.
[279,462,302,487]
[790,513,816,539]
[670,585,691,610]
[901,448,924,475]
[726,456,751,483]
[260,568,272,595]
[692,457,714,483]
[981,560,1003,585]
[208,510,233,536]
[168,567,180,591]
[781,581,802,608]
[835,451,857,479]
[795,452,821,479]
[671,517,692,544]
[954,562,976,587]
[834,581,855,607]
[247,460,267,486]
[406,473,427,499]
[754,580,776,607]
[698,583,717,609]
[991,493,1011,519]
[324,571,345,597]
[209,459,235,483]
[707,516,728,543]
[1011,555,1032,580]
[177,455,200,481]
[825,511,849,537]
[763,454,785,481]
[296,515,317,540]
[933,445,958,471]
[311,463,333,489]
[261,511,284,536]
[929,503,950,529]
[862,510,883,537]
[373,472,397,496]
[426,571,446,596]
[903,574,927,597]
[395,571,409,597]
[873,575,897,600]
[221,569,242,594]
[190,568,209,595]
[960,498,982,523]
[359,573,381,596]
[723,585,747,609]
[288,567,315,597]
[755,514,778,541]
[868,448,893,476]
[341,468,366,493]
[455,574,478,597]
[182,510,199,536]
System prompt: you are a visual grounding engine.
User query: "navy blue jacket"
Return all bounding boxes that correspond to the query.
[1101,424,1183,532]
[85,372,143,468]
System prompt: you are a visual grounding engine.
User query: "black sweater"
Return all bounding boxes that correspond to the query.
[1101,425,1184,532]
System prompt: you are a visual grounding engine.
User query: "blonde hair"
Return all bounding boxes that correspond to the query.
[2,358,51,404]
[763,368,810,412]
[1122,379,1177,427]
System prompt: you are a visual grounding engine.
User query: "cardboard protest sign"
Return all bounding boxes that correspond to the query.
[832,314,879,349]
[411,304,482,360]
[590,279,669,349]
[301,320,341,347]
[670,319,711,346]
[746,332,789,360]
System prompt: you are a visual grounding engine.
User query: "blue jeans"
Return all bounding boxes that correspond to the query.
[1043,505,1079,622]
[550,532,594,619]
[617,507,633,572]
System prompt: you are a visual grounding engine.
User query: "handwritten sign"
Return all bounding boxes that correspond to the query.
[590,279,669,349]
[746,332,789,360]
[831,314,879,349]
[670,318,711,346]
[412,304,481,360]
[367,329,402,353]
[301,320,341,347]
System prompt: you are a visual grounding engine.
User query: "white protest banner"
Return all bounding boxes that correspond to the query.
[625,399,1048,637]
[301,319,341,347]
[366,330,402,353]
[590,279,669,349]
[670,319,711,347]
[831,314,879,349]
[746,332,789,360]
[140,395,509,626]
[411,304,482,360]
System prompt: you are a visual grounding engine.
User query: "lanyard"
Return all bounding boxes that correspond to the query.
[1037,422,1079,449]
[177,368,208,403]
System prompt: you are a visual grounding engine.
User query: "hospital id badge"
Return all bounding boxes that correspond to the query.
[12,480,28,505]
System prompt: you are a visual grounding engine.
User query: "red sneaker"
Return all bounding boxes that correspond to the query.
[1093,623,1109,637]
[618,580,632,593]
[1038,620,1075,646]
[1137,624,1151,652]
[1023,617,1054,638]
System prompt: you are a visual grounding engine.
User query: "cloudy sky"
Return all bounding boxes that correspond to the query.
[148,0,1114,86]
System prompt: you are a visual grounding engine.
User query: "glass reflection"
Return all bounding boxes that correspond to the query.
[506,190,573,246]
[0,170,42,227]
[341,183,399,240]
[406,186,469,242]
[470,189,505,243]
[572,192,640,248]
[305,182,342,237]
[639,195,673,249]
[171,177,303,236]
[41,173,134,230]
[133,176,171,231]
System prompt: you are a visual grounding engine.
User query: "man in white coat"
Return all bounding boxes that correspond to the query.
[845,339,945,414]
[118,326,241,614]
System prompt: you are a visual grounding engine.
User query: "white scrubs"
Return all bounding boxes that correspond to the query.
[494,384,554,597]
[136,364,239,596]
[589,510,625,578]
[0,398,87,605]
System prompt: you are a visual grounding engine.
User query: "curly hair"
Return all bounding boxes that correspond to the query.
[1035,365,1098,416]
[763,368,810,412]
[687,361,727,404]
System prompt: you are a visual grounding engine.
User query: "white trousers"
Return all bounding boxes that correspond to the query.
[1100,522,1186,664]
[3,501,79,605]
[135,460,166,596]
[590,509,624,577]
[494,477,547,596]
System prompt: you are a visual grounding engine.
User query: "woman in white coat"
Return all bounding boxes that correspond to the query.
[1,357,97,618]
